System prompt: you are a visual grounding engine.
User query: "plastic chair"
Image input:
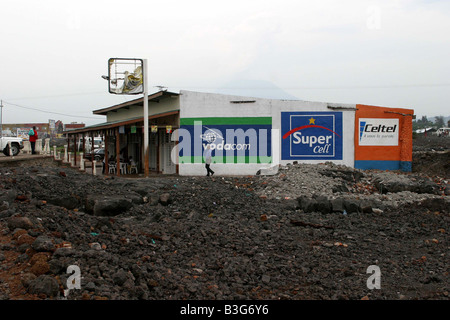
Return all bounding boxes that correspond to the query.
[129,162,138,174]
[120,163,127,174]
[108,163,116,174]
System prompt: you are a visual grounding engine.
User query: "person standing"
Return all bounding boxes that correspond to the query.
[29,126,38,154]
[204,144,215,177]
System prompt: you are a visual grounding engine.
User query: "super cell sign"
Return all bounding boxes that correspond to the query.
[281,111,343,160]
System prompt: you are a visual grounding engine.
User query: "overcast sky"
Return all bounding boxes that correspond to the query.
[1,0,449,126]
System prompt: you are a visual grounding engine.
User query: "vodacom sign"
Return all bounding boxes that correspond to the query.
[200,127,251,151]
[171,117,273,164]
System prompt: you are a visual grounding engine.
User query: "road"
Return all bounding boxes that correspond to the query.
[0,153,53,163]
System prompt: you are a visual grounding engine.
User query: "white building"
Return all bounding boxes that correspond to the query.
[65,89,413,176]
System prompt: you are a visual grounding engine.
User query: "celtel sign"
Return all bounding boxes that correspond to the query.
[359,118,399,146]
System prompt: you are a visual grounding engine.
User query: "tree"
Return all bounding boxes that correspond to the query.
[413,115,434,130]
[420,115,428,124]
[57,122,64,134]
[435,115,445,128]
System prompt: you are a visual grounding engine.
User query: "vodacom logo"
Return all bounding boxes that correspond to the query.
[200,126,251,151]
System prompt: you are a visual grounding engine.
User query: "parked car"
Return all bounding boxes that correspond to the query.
[77,136,104,152]
[84,148,105,161]
[1,136,24,156]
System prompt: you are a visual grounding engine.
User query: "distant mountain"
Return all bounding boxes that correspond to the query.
[214,79,299,100]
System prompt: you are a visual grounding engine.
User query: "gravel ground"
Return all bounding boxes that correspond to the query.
[0,138,448,301]
[412,135,450,179]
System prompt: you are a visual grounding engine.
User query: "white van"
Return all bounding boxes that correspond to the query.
[77,136,104,151]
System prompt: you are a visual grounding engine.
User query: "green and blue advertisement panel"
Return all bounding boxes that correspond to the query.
[179,117,272,164]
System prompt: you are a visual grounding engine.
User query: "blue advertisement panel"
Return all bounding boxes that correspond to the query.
[179,117,272,164]
[281,111,343,160]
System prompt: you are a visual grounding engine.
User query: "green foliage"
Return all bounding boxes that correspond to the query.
[434,115,445,128]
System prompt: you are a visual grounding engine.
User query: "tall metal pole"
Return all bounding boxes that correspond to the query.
[0,100,3,138]
[143,59,149,177]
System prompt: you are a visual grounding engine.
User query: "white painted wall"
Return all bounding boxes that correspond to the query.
[106,96,180,123]
[180,90,272,118]
[178,90,356,176]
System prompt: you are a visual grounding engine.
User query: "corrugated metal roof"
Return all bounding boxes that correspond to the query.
[92,90,179,115]
[63,117,141,134]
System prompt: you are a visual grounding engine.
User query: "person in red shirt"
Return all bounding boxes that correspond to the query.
[29,126,38,154]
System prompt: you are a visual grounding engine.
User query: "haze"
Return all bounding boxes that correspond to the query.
[1,0,449,126]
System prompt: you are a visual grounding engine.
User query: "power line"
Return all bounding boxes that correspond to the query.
[1,100,101,120]
[5,91,106,101]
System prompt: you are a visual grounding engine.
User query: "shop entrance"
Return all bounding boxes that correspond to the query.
[148,129,177,174]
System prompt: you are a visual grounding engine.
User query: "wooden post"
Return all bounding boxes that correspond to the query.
[74,134,77,166]
[81,134,85,169]
[82,134,86,156]
[157,129,160,173]
[67,134,70,162]
[116,128,120,176]
[91,132,94,175]
[116,127,120,176]
[104,130,109,176]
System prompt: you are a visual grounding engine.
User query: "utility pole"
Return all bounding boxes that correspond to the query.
[143,59,149,177]
[0,100,3,138]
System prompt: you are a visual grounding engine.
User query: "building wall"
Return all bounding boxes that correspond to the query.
[106,96,180,123]
[3,123,49,131]
[178,90,356,176]
[179,90,272,175]
[273,102,355,168]
[354,104,414,172]
[86,90,414,176]
[2,123,50,139]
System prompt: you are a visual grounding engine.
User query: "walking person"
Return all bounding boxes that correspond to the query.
[204,144,215,177]
[102,152,108,174]
[29,126,38,154]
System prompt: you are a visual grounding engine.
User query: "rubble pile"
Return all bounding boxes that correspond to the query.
[0,154,448,300]
[412,135,450,178]
[255,162,448,212]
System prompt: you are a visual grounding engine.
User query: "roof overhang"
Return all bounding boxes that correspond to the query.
[63,110,179,135]
[93,90,179,116]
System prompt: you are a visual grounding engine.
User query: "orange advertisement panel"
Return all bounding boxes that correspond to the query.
[355,104,414,172]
